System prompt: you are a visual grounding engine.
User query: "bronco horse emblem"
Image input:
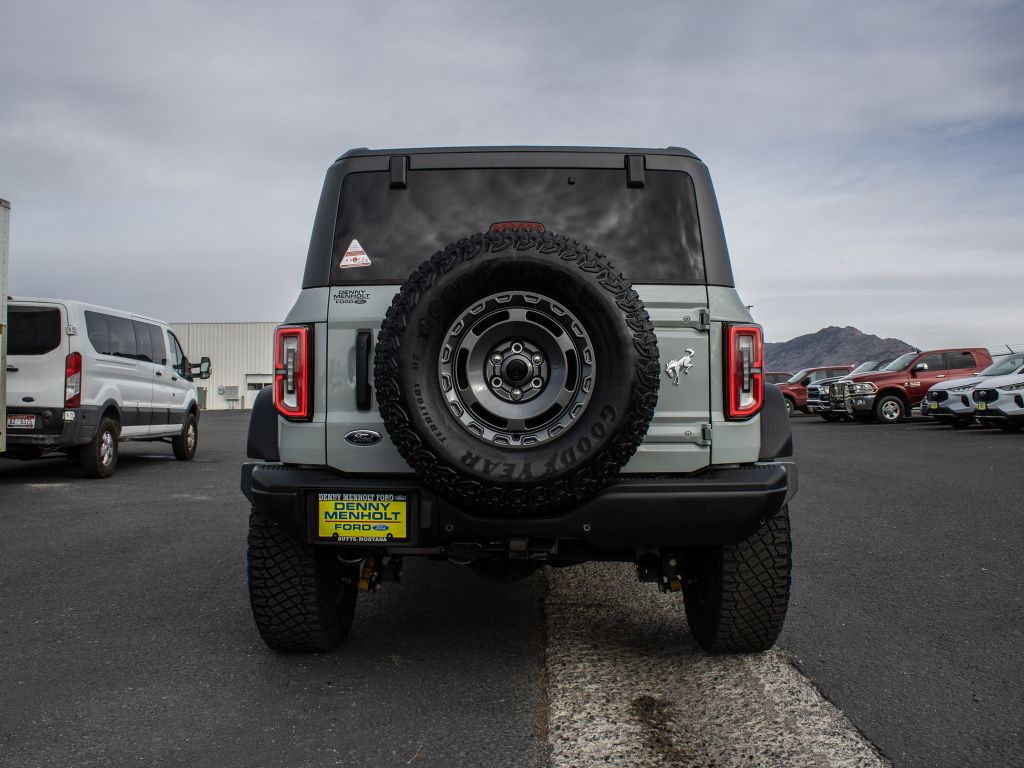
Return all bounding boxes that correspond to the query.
[665,350,695,385]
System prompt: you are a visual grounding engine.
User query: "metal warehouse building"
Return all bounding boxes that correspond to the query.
[172,322,278,410]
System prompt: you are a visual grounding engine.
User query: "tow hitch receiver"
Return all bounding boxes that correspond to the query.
[356,556,403,592]
[636,554,683,593]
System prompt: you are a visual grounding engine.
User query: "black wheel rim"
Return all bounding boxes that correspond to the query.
[438,291,596,447]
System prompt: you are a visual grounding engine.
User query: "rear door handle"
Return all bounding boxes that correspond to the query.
[356,329,373,411]
[156,370,163,377]
[6,365,17,372]
[937,374,946,378]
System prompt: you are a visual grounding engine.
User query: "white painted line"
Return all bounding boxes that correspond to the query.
[545,563,889,767]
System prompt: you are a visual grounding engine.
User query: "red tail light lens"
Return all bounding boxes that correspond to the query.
[274,325,312,420]
[725,325,763,419]
[64,352,82,409]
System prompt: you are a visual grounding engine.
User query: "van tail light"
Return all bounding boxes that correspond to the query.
[64,352,83,409]
[274,325,312,420]
[725,325,763,419]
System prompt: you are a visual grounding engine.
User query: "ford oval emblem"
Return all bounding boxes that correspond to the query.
[345,429,383,446]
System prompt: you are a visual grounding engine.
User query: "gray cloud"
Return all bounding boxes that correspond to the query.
[1,0,1022,349]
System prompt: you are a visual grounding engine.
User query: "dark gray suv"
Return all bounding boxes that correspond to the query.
[241,146,797,655]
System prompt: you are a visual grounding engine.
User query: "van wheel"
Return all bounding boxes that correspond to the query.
[80,418,119,478]
[682,505,792,654]
[874,394,905,424]
[172,412,198,460]
[247,509,359,652]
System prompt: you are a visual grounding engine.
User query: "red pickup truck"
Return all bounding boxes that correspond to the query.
[777,365,854,415]
[840,348,993,423]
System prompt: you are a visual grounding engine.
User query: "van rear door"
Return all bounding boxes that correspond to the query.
[6,302,70,416]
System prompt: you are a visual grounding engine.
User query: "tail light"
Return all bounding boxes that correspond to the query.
[725,325,763,419]
[274,325,312,420]
[64,352,82,409]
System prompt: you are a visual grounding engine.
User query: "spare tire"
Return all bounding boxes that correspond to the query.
[374,230,659,516]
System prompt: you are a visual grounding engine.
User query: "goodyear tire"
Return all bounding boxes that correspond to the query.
[375,230,660,516]
[247,508,359,652]
[682,505,792,654]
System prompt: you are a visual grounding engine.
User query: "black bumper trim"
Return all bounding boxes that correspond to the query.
[3,406,101,451]
[241,462,797,551]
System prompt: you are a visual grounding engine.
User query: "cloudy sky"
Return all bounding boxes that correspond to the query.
[1,0,1022,349]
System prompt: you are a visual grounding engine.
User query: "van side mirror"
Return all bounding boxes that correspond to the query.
[191,356,212,380]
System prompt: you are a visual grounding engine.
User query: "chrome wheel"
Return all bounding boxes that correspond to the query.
[100,430,114,467]
[186,422,197,452]
[438,291,595,447]
[879,398,903,422]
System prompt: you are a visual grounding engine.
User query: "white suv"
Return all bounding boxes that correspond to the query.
[3,298,211,477]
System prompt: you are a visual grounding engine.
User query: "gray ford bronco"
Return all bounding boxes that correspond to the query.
[241,146,797,654]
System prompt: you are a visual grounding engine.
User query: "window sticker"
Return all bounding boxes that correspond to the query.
[339,239,371,269]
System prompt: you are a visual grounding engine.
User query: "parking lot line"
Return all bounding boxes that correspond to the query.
[545,563,889,768]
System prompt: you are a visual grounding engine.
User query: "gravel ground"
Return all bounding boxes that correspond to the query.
[545,563,886,767]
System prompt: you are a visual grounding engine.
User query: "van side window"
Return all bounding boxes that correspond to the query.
[168,332,188,379]
[133,321,153,363]
[85,311,136,359]
[85,311,110,355]
[149,325,167,365]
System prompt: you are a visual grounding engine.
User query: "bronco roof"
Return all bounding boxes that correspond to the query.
[337,146,700,162]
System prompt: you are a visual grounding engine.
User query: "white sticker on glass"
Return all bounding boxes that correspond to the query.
[339,239,371,269]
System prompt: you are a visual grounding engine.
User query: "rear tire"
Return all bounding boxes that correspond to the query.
[247,508,359,652]
[682,505,792,654]
[172,411,198,460]
[783,397,795,416]
[80,417,119,478]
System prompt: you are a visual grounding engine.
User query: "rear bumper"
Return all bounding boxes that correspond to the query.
[240,461,798,558]
[3,406,100,452]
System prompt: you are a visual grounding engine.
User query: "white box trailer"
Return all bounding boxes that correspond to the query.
[1,199,9,452]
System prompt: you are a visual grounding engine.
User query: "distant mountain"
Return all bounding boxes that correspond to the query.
[764,326,917,373]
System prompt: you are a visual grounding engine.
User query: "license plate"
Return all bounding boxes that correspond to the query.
[6,414,37,429]
[929,401,938,410]
[977,402,987,411]
[317,492,408,542]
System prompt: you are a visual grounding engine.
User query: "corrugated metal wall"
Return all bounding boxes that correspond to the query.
[172,322,278,410]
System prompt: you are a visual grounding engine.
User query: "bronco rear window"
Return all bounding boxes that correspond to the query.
[330,168,705,285]
[8,306,62,355]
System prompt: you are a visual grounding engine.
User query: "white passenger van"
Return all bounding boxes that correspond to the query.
[3,298,211,477]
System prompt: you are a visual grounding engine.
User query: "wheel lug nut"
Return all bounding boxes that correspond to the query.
[531,354,543,365]
[511,388,523,401]
[491,354,503,365]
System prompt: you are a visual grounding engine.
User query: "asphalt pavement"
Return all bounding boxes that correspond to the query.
[781,414,1024,768]
[1,411,1021,767]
